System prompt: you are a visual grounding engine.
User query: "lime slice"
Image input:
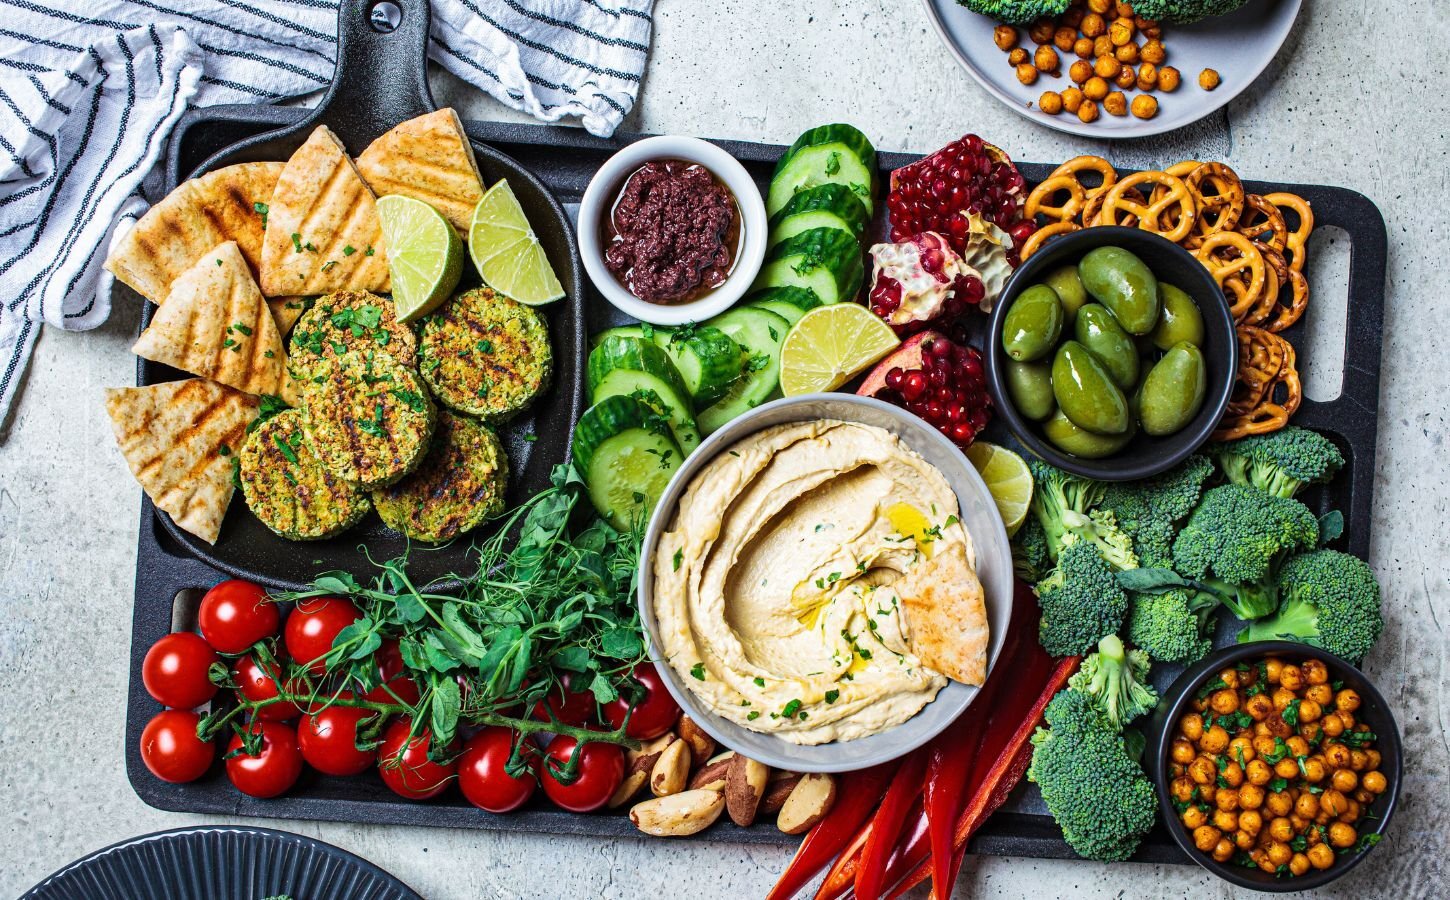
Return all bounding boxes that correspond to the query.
[376,195,463,323]
[468,180,565,305]
[779,304,900,396]
[965,442,1033,537]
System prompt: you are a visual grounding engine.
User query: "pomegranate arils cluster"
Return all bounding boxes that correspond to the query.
[886,134,1034,258]
[867,232,986,336]
[879,335,991,449]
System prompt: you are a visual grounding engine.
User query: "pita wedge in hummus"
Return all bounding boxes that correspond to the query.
[653,419,990,745]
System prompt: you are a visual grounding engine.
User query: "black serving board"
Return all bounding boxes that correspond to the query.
[128,106,1387,864]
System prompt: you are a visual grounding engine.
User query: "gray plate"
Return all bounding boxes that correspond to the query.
[922,0,1301,139]
[637,394,1014,773]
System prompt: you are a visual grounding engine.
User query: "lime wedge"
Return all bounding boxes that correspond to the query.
[965,442,1033,537]
[376,194,463,323]
[469,180,565,305]
[779,304,900,396]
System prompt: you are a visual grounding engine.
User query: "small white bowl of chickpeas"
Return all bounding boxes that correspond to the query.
[1149,641,1400,891]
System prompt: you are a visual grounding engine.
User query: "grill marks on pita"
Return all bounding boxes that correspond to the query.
[355,108,484,233]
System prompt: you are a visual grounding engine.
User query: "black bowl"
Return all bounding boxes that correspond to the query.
[1146,641,1401,891]
[987,227,1235,480]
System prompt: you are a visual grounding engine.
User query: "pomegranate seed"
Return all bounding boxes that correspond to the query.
[947,403,966,423]
[924,401,945,423]
[884,367,905,391]
[927,338,952,359]
[951,422,975,444]
[963,355,983,380]
[969,408,990,430]
[901,371,928,401]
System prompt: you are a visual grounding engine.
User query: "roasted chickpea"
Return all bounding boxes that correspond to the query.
[1088,0,1112,12]
[1199,67,1221,90]
[1298,699,1323,724]
[1171,738,1197,765]
[1265,715,1293,739]
[1108,19,1134,48]
[1285,736,1310,757]
[1224,761,1247,789]
[1245,694,1275,721]
[1328,821,1357,849]
[1212,809,1238,832]
[1062,6,1086,27]
[1362,770,1387,795]
[1355,788,1375,804]
[1074,37,1095,58]
[1238,783,1266,810]
[1093,54,1120,78]
[1340,799,1361,823]
[1114,1,1134,16]
[1279,664,1304,691]
[1300,723,1324,746]
[1229,736,1256,762]
[993,25,1019,51]
[1093,35,1115,58]
[1290,813,1310,833]
[1136,62,1158,90]
[1364,749,1381,770]
[1289,853,1311,876]
[1141,22,1162,39]
[1034,45,1060,73]
[1082,75,1110,101]
[1198,783,1217,804]
[1038,91,1064,114]
[1212,839,1235,863]
[1210,689,1240,716]
[1335,710,1357,731]
[1061,86,1085,113]
[1302,659,1329,685]
[1331,768,1358,793]
[1115,42,1140,64]
[1188,756,1216,785]
[1349,750,1369,772]
[1239,808,1264,835]
[1266,841,1293,867]
[1263,658,1284,683]
[1114,64,1136,88]
[1234,829,1256,851]
[1081,12,1107,37]
[1150,64,1179,93]
[1054,27,1078,52]
[1182,805,1208,829]
[1070,59,1094,84]
[1216,788,1240,812]
[1295,791,1320,819]
[1266,791,1294,817]
[1028,19,1056,45]
[1246,759,1273,786]
[1141,38,1166,65]
[1016,63,1039,85]
[1267,815,1294,842]
[1172,776,1197,803]
[1321,714,1345,738]
[1319,789,1349,818]
[1077,98,1100,123]
[1306,683,1333,706]
[1275,758,1300,780]
[1202,726,1230,755]
[1103,91,1128,116]
[1307,842,1335,869]
[1322,742,1350,769]
[1301,757,1327,784]
[1193,825,1221,853]
[1008,47,1030,67]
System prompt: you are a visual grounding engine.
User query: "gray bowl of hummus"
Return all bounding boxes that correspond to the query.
[639,394,1014,772]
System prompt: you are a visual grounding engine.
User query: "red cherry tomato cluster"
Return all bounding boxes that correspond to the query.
[138,579,674,816]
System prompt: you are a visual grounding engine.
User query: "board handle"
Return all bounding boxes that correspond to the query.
[307,0,437,149]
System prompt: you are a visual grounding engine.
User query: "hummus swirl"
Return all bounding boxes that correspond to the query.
[653,419,976,744]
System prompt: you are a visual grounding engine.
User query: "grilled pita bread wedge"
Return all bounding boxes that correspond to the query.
[897,541,990,685]
[260,126,391,296]
[355,108,484,233]
[132,242,293,401]
[105,162,281,304]
[104,379,259,544]
[267,297,310,335]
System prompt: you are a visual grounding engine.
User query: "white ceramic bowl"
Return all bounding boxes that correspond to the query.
[638,394,1015,772]
[577,135,767,326]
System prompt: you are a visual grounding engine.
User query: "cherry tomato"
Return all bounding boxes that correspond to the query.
[377,718,457,800]
[529,675,595,727]
[362,638,421,707]
[226,720,304,799]
[142,632,220,709]
[458,727,537,813]
[198,580,279,654]
[297,691,379,776]
[234,654,301,721]
[602,663,681,740]
[139,710,214,783]
[540,736,624,813]
[284,596,362,675]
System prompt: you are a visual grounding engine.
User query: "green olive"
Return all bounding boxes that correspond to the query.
[1074,303,1139,390]
[1139,341,1208,436]
[1052,340,1130,436]
[1002,284,1064,362]
[1005,359,1055,421]
[1078,246,1161,335]
[1043,265,1089,325]
[1043,409,1135,458]
[1151,283,1206,350]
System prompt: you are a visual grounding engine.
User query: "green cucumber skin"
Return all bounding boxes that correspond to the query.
[652,326,743,409]
[696,307,790,435]
[587,336,700,454]
[572,395,682,530]
[767,182,870,247]
[586,335,690,400]
[767,125,878,217]
[745,286,824,312]
[772,124,878,179]
[757,227,865,304]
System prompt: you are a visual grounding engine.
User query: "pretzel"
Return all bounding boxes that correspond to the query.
[1214,403,1292,441]
[1237,194,1288,254]
[1020,221,1081,260]
[1182,163,1246,248]
[1048,155,1118,198]
[1195,232,1266,320]
[1095,171,1197,243]
[1232,324,1285,405]
[1026,174,1088,223]
[1264,192,1314,272]
[1215,327,1300,440]
[1252,247,1309,333]
[1266,267,1310,332]
[1084,186,1145,227]
[1164,160,1201,178]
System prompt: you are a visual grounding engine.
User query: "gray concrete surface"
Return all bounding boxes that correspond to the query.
[1,1,1446,897]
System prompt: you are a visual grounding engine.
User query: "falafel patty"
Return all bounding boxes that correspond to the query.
[288,290,418,382]
[419,287,551,419]
[238,409,371,540]
[301,350,436,489]
[372,411,509,542]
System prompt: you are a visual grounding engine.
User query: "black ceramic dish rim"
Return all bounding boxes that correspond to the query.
[985,226,1236,481]
[1146,640,1402,892]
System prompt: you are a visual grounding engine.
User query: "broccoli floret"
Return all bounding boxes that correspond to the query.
[1172,484,1319,593]
[1099,455,1215,568]
[1128,588,1219,664]
[1068,634,1159,729]
[1013,515,1052,583]
[1028,689,1157,861]
[1060,508,1139,572]
[1028,460,1108,560]
[1214,426,1345,499]
[1131,0,1248,24]
[1239,550,1383,663]
[954,0,1072,25]
[1035,540,1128,657]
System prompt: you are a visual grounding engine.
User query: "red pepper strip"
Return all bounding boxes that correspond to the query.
[855,746,929,900]
[877,796,929,892]
[767,760,899,900]
[813,819,870,900]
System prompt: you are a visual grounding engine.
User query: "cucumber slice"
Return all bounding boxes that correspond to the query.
[755,227,865,304]
[650,325,743,408]
[745,286,823,326]
[697,307,790,435]
[590,324,659,350]
[587,336,701,454]
[767,183,869,249]
[768,124,877,217]
[573,394,683,532]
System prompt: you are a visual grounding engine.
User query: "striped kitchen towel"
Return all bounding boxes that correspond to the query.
[0,0,654,428]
